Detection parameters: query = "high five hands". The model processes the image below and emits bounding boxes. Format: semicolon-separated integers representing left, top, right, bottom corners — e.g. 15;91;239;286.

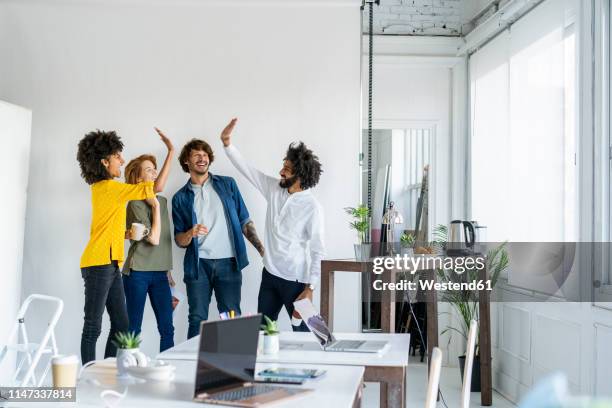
154;127;174;152
221;118;237;147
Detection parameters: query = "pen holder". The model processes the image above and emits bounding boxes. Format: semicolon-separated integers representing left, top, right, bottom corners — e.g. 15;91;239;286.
263;334;279;355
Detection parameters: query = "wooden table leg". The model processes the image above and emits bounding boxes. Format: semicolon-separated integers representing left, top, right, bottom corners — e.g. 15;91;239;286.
381;268;396;333
425;269;438;371
321;266;334;332
479;264;493;406
380;382;388;408
386;367;406;408
365;366;406;408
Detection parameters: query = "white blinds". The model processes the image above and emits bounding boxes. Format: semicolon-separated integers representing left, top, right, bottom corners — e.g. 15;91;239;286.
470;0;577;242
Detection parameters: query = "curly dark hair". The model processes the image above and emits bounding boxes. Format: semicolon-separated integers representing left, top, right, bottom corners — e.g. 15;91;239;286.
284;142;323;190
77;130;124;185
178;139;215;173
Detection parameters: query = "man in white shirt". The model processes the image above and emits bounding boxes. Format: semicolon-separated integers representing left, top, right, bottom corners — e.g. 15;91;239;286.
221;118;325;331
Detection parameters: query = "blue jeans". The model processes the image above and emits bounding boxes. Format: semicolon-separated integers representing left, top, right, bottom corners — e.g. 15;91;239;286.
123;271;175;352
185;258;242;339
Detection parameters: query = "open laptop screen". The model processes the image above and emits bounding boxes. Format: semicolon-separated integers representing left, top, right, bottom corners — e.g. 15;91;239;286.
194;315;261;395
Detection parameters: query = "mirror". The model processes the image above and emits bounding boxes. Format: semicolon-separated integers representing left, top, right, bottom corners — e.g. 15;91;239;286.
361;126;433;243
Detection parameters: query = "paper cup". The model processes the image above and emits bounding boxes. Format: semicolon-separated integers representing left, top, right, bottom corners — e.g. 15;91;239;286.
51;355;79;388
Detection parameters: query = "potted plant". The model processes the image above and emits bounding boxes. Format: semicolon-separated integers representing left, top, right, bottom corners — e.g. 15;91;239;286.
344;205;371;261
434;224;509;391
260;315;280;355
400;232;415;256
112;331;147;377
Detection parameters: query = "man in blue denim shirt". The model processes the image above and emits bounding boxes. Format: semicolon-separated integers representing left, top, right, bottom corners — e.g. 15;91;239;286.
172;139;264;338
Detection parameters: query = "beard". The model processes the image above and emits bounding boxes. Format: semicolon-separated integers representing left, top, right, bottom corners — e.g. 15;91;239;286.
279;175;298;189
190;163;209;175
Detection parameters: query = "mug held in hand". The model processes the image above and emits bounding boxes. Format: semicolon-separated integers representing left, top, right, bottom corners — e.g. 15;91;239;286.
131;222;150;241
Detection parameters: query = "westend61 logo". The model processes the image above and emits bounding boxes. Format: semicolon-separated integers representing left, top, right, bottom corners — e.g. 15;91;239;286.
371;254;491;292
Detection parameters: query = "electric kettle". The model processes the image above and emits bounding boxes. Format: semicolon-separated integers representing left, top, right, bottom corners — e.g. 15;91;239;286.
447;220;476;256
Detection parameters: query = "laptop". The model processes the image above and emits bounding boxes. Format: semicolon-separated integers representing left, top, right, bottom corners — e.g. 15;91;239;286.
293;299;388;353
193;315;311;407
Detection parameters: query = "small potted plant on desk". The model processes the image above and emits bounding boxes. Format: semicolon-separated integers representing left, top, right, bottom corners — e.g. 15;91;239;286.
261;316;280;355
344;205;370;261
400;232;415;256
112;331;147;377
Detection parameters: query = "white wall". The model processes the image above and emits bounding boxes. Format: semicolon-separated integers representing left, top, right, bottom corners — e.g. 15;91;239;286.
0;101;32;383
0;0;361;360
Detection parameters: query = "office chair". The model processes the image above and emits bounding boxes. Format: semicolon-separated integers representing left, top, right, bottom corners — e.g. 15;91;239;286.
461;320;478;408
425;347;442;408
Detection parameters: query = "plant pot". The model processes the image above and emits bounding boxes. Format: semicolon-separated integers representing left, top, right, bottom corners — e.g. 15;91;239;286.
263;334;279;355
354;243;371;261
458;355;481;392
257;331;264;355
116;348;147;377
401;247;414;257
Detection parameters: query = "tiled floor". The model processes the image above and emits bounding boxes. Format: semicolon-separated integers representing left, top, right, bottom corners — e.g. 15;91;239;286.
362;356;517;408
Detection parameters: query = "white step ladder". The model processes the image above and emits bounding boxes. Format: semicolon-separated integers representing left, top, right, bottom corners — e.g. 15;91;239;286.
0;294;64;386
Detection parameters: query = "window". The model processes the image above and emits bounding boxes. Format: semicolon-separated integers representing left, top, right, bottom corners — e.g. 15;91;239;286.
470;0;578;243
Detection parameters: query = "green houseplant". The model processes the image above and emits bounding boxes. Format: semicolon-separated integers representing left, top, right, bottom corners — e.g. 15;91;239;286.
112;331;142;350
400;232;415;256
261;315;280;355
344;205;371;261
434;224;509;391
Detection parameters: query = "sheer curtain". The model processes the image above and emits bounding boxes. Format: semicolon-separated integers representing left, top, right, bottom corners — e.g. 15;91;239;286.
470;0;577;243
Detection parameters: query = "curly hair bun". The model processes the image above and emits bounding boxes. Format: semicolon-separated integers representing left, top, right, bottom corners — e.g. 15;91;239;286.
285;141;323;190
77;130;124;185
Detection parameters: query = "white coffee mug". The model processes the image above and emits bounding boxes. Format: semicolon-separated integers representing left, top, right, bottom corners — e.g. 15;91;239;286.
51;354;79;387
131;223;150;241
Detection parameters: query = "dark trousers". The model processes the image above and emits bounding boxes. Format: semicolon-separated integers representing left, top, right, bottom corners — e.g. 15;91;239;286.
185;257;242;339
257;268;309;332
81;262;129;364
123;271;175;352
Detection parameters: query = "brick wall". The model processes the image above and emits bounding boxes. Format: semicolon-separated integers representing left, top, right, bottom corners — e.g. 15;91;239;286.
362;0;495;36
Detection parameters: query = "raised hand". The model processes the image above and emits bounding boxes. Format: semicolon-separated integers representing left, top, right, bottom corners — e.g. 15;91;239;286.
220;118;237;147
155;127;174;152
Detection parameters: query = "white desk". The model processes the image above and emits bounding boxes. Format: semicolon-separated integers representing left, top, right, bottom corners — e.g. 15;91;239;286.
16;360;363;407
159;332;410;408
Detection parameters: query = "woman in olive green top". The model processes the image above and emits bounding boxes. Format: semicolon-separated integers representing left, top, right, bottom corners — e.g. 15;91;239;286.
123;128;175;352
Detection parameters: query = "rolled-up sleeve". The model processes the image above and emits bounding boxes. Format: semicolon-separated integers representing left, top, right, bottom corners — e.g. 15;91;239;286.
231;178;251;228
126;201;151;232
172;194;188;247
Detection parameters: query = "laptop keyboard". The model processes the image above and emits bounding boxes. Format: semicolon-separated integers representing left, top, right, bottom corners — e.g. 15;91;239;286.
330;340;365;350
212;384;299;401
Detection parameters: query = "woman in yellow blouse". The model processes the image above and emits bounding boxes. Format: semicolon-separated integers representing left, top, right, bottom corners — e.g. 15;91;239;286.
77;130;157;364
